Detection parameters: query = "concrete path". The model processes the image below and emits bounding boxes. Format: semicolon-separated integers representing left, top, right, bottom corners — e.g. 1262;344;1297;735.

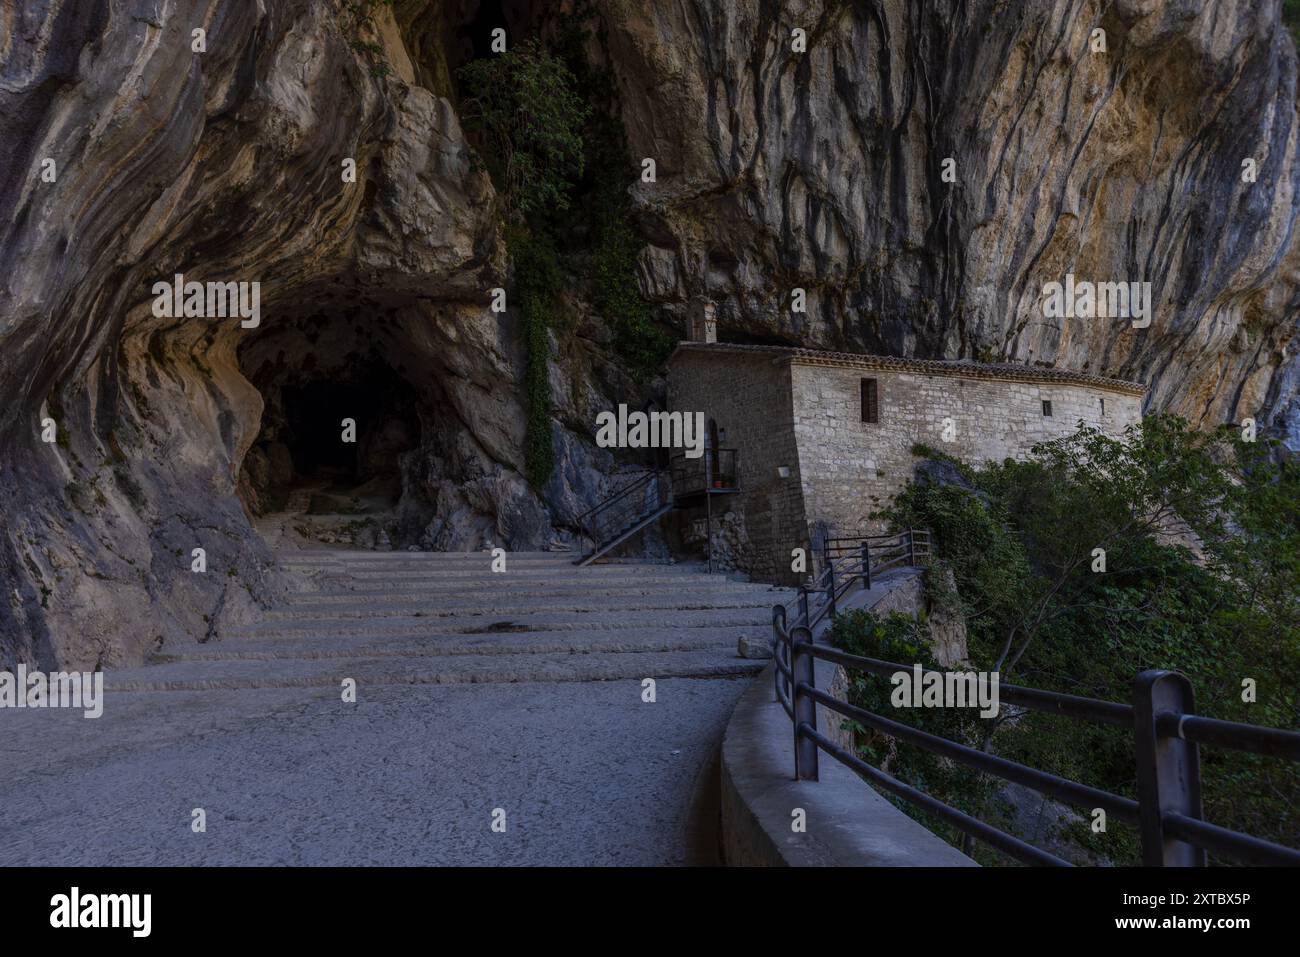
0;550;791;866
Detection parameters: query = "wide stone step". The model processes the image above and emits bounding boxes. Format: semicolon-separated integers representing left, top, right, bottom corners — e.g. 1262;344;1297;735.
277;560;743;578
228;607;775;638
280;582;784;604
282;584;781;597
275;551;585;565
105;647;764;691
278;565;689;580
155;626;750;662
262;596;780;620
306;568;734;584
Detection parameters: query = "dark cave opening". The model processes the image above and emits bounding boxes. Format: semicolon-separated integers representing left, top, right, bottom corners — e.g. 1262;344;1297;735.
281;380;359;479
230;300;554;553
443;0;553;76
464;1;509;61
236;315;424;525
278;370;419;494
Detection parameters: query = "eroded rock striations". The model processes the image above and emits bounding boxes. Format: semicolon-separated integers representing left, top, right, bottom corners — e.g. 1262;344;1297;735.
601;0;1300;434
0;0;593;669
2;0;1298;668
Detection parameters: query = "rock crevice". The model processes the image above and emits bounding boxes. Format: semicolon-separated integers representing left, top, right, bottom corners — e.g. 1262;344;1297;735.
3;0;1299;667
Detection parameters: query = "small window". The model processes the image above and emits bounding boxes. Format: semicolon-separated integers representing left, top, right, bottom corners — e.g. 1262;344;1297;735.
861;378;879;423
1042;399;1053;417
1099;397;1106;416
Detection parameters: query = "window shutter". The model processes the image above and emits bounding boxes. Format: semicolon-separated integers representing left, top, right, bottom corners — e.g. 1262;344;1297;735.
861;379;879;423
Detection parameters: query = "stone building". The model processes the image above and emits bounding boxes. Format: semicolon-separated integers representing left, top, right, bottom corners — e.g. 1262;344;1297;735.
667;342;1146;584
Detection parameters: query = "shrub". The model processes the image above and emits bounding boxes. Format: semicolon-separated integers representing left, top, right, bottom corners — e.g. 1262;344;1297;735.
876;417;1300;859
508;227;561;488
458;40;590;221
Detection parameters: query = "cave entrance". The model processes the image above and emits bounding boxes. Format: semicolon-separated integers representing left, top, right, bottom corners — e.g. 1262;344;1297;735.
278;369;418;504
465;1;509;61
443;1;554;80
237;313;425;547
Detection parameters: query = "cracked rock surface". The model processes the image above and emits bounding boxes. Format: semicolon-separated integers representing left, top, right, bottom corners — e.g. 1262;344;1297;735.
3;0;1299;667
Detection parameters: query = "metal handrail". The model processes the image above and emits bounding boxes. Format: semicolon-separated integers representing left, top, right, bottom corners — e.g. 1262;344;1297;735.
801;682;1142;827
810;644;1134;728
575;469;670;548
793;529;931;629
802;724;1070;866
575;469;660;529
771;553;1300;867
668;448;740;497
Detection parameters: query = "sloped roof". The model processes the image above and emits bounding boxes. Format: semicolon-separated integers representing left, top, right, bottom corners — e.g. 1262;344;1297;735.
670;342;1147;397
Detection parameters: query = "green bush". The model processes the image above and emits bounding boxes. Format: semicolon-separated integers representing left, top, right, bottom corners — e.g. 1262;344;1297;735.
872;416;1300;860
830;610;997;845
458;40;590;221
508;227;561;488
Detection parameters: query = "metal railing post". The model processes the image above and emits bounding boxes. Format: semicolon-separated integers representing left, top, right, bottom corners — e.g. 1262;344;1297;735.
771;605;786;703
798;587;809;626
860;541;870;588
826;563;837;619
791;625;819;781
1133;670;1205;866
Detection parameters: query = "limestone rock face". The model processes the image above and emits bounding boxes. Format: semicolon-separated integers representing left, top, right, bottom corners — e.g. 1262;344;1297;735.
0;1;558;668
595;0;1300;442
3;0;1300;668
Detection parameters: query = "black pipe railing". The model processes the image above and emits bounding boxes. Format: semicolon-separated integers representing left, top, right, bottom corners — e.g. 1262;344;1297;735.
669;448;739;497
795;529;930;626
771;542;1300;868
574;469;669;546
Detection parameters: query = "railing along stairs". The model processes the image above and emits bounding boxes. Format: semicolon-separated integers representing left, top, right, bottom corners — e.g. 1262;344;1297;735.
572;450;740;566
572;469;673;567
772;530;1300;866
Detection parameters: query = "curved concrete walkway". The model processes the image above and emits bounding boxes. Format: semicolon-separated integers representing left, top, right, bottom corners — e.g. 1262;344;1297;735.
0;551;790;866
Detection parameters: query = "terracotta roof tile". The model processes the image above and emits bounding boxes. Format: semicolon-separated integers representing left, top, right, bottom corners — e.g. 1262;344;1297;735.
670;342;1146;396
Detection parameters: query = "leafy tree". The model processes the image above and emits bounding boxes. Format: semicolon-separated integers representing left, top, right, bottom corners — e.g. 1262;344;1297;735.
888;416;1238;678
458;40;590;221
846;417;1300;860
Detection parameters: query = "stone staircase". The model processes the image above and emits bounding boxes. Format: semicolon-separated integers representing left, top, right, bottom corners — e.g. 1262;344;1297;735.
107;551;791;692
2;548;796;866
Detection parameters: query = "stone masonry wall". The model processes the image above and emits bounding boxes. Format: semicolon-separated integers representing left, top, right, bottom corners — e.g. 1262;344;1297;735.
790;361;1144;542
668;352;808;584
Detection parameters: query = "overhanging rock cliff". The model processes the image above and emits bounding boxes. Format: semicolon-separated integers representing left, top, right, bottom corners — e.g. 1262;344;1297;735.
2;0;1298;669
599;0;1300;435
